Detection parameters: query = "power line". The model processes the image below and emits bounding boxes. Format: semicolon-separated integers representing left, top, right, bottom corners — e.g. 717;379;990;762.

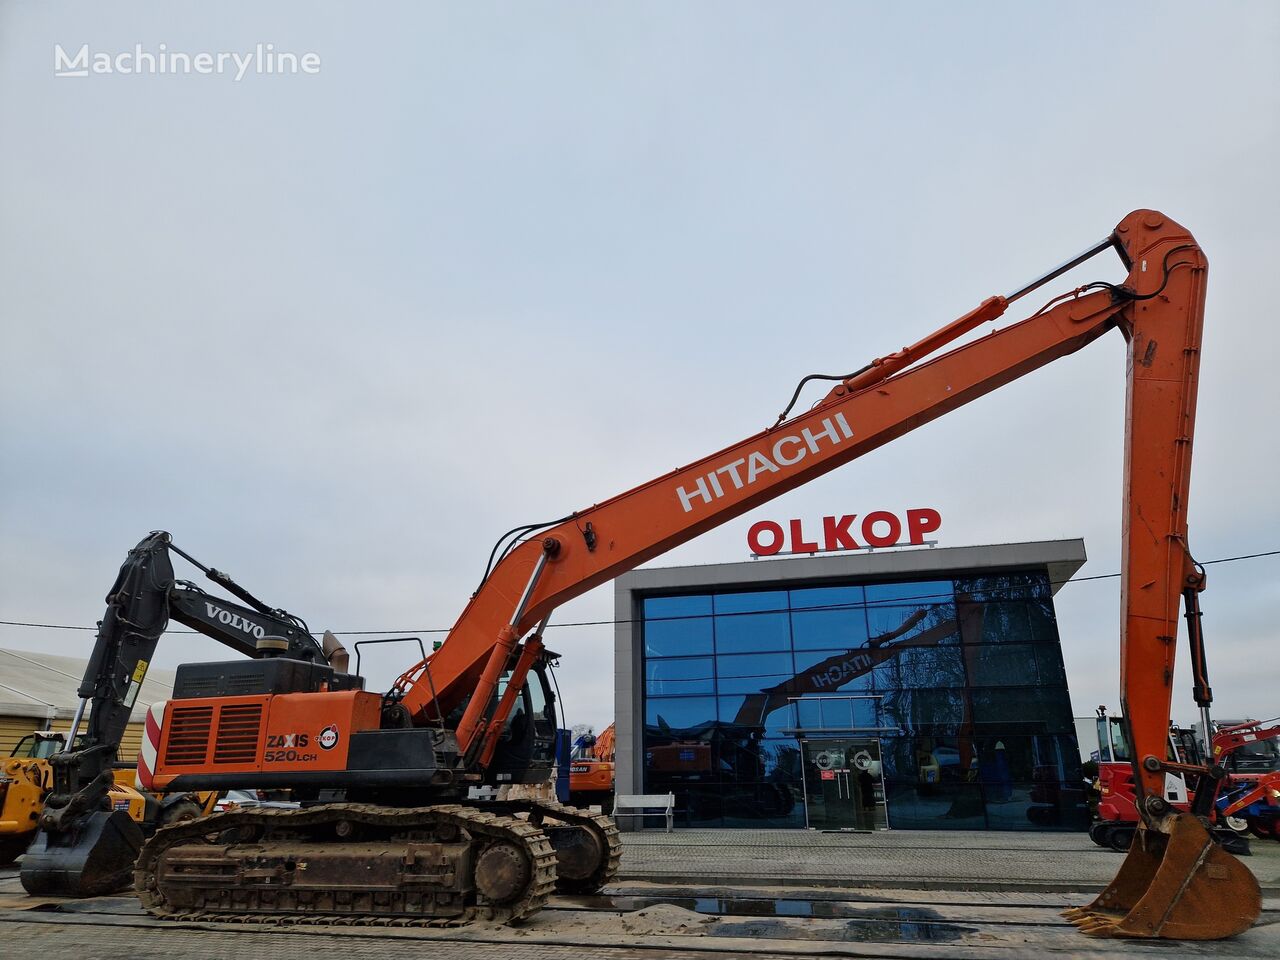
1;548;1276;638
0;620;98;631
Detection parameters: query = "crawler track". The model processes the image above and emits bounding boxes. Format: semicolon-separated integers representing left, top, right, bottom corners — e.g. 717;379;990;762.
135;803;558;926
499;800;622;894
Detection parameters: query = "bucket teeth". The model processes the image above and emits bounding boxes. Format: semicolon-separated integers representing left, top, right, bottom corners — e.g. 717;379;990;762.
1067;815;1261;941
1078;917;1121;937
1063;907;1123;934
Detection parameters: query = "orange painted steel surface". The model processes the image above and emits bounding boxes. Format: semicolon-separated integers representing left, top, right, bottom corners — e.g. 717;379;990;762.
569;723;615;796
569;762;613;794
149;690;380;788
402;210;1204;819
593;724;615;762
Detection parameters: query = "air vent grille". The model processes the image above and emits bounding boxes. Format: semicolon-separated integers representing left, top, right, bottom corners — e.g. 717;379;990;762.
226;672;267;695
213;703;264;764
163;706;214;766
178;677;219;696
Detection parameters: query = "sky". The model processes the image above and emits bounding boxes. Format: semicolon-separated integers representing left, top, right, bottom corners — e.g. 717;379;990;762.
1;1;1278;734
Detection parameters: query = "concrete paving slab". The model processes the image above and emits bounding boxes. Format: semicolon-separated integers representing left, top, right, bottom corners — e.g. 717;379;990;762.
0;894;1276;960
618;828;1280;893
2;834;1277;960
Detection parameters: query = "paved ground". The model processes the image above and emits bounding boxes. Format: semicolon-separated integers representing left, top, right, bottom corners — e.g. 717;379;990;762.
618;828;1280;892
1;830;1277;959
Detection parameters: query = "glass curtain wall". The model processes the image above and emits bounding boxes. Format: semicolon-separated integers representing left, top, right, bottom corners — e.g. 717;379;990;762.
640;571;1086;830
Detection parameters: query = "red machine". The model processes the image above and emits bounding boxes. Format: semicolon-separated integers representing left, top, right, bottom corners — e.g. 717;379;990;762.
1217;772;1280;838
1089;707;1211;851
1211;720;1280;839
22;210;1259;939
1090;711;1279;853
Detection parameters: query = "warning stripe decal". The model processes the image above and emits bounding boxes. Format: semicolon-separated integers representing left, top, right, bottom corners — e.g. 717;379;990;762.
138;699;166;790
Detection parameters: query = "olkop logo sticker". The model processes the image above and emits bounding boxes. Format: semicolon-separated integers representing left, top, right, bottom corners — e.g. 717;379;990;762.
318;724;340;750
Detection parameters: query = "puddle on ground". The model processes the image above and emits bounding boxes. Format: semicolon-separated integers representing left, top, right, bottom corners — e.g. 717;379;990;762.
708;916;965;943
32;896;143;915
561;896;971;942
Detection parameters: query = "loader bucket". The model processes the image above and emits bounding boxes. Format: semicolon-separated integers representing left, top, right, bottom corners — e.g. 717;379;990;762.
19;810;144;897
1063;813;1260;940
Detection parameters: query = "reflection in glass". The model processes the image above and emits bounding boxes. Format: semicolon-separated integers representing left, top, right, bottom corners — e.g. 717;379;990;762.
645;696;716;732
640;569;1082;831
793;696;879;731
970;687;1073;733
791;607;870;651
790;648;878;694
714;591;790;654
757;738;804;780
878;646;966;689
721;782;805;828
955;572;1051;602
717;675;793;697
716;651;793;679
971;601;1033;644
645;657;715;696
865;580;954;606
644;595;713;657
718;695;794;735
1028;599;1060;644
710;651;794;696
880;687;965;734
790;585;865;610
965;643;1067;687
866;601;959;647
739;782;801;819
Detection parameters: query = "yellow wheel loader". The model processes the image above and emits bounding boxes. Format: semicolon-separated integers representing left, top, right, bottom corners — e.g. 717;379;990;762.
0;731;215;865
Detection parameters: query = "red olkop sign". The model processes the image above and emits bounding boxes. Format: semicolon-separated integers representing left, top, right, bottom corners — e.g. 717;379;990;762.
747;508;941;556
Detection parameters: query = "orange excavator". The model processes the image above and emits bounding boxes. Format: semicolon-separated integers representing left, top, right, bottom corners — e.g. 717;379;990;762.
568;724;615;808
20;210;1259;938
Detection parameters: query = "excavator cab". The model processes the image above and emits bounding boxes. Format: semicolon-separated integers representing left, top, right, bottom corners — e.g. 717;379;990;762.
484;659;559;786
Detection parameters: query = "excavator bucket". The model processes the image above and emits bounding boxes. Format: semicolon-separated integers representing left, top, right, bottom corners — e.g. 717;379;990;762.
19;811;144;897
1064;814;1260;940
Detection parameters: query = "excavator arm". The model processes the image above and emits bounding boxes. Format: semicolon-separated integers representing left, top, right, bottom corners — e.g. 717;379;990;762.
20;531;339;896
406;212;1189;784
396;209;1258;937
46;532;328;824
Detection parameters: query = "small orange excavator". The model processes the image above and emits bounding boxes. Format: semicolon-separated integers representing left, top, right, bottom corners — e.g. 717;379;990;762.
21;210;1259;939
568;724;615;808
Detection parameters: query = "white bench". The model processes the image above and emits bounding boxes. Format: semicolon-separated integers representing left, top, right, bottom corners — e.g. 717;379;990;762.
612;792;675;832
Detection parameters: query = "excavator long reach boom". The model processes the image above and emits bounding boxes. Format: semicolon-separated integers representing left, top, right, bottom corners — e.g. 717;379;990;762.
396;209;1258;939
40;210;1254;939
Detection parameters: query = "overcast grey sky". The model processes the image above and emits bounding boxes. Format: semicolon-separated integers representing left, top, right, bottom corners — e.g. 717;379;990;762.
1;1;1277;732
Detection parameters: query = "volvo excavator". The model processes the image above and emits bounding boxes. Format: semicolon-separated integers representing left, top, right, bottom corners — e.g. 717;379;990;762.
17;540;349;895
19;210;1261;939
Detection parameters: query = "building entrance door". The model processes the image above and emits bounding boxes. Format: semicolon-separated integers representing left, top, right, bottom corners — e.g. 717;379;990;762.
801;739;885;830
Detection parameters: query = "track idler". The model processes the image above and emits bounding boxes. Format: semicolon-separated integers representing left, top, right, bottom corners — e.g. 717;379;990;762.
1064;813;1260;940
19;810;144;897
490;800;622;895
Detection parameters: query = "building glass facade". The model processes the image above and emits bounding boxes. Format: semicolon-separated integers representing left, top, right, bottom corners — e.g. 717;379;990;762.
639;570;1086;830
